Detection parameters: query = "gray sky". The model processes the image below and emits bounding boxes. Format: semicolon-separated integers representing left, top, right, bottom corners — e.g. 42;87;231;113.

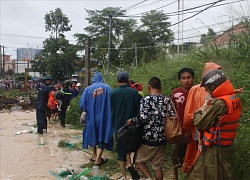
0;0;248;59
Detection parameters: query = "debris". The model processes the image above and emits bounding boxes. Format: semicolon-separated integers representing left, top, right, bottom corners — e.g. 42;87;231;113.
15;129;31;135
11;104;23;111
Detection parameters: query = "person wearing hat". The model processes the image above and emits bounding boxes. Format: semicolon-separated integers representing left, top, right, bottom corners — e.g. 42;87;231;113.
75;82;84;95
35;75;54;134
70;82;79;98
110;71;142;179
57;80;72;127
185;69;242;180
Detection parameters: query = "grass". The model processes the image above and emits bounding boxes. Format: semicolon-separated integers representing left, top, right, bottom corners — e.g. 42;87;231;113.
77;144;185;180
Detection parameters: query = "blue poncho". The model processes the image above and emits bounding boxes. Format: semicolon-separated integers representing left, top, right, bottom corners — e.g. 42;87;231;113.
79;72;113;150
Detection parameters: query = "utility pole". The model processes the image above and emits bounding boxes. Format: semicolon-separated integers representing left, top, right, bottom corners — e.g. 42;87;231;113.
84;38;90;88
3;46;5;79
181;0;184;54
107;14;113;75
177;0;180;55
0;45;2;79
16;49;19;74
135;42;138;66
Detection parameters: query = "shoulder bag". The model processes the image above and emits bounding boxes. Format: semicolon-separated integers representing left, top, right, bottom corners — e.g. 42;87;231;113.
165;99;183;144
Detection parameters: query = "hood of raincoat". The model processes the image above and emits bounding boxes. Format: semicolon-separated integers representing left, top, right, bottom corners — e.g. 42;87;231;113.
92;72;104;84
202;62;222;76
200;62;222;83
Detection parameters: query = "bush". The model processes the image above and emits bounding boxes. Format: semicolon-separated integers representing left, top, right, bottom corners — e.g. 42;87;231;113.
65;95;83;129
233;126;250;180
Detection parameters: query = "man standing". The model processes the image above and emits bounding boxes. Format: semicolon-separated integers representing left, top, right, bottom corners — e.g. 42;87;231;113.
57;80;72;127
110;71;141;179
127;77;176;180
171;68;194;180
185;69;242;179
79;72;113;166
182;62;222;173
35;75;54;134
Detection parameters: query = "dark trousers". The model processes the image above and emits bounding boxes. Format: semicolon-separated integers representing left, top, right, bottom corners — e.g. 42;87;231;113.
36;109;47;133
58;110;66;126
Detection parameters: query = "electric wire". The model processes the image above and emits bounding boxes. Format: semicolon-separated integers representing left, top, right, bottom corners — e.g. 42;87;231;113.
124;0;149;11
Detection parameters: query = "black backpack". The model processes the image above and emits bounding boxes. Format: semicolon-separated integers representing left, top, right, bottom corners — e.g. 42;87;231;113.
116;123;143;152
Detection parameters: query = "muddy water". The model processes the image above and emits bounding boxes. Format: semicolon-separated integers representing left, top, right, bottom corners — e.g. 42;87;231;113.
0;110;91;180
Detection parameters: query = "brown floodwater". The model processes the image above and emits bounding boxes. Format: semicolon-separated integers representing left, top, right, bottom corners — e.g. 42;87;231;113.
0;110;90;180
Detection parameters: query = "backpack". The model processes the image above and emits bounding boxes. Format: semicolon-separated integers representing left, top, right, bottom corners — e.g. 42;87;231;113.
116;123;143;152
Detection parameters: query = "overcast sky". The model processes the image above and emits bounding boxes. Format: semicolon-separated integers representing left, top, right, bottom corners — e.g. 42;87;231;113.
0;0;249;59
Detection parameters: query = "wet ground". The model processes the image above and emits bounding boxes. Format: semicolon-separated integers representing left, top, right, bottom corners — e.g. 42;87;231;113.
0;110;175;180
0;110;90;180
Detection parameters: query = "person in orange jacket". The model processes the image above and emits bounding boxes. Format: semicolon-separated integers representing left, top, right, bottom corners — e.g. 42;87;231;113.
182;62;244;174
185;69;242;180
182;62;222;173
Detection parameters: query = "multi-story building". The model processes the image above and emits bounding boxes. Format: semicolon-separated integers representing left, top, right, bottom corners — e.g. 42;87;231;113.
17;48;42;61
15;48;42;74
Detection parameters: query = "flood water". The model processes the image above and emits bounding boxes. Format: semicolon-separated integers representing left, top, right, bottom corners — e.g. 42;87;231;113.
0;110;90;180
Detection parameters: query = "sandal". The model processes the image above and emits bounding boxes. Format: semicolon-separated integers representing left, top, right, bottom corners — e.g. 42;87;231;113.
95;157;108;166
89;156;95;162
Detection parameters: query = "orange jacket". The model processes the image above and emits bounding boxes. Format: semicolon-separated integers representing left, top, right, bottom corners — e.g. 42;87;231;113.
203;81;242;146
182;62;222;173
47;91;58;110
183;62;222;132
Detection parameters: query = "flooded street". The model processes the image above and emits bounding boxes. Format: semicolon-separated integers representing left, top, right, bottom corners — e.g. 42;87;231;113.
0;110;90;180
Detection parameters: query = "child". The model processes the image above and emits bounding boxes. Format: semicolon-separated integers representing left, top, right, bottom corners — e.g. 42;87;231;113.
129;79;144;97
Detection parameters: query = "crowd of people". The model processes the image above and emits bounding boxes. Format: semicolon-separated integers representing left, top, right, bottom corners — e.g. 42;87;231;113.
35;61;243;180
35;76;83;133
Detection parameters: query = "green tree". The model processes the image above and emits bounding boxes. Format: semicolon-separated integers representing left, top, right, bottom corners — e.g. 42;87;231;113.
200;28;217;44
31;9;79;81
76;7;137;71
140;10;174;45
44;8;72;39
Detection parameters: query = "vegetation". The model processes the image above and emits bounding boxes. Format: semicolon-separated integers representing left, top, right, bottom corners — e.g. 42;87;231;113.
16;6;250;180
64;28;250;179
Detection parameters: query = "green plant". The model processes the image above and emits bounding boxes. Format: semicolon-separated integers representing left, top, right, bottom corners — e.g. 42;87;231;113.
65;95;83;129
232;127;250;180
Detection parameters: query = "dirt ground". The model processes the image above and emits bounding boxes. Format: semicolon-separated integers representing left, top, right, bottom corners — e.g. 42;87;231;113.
0;110;175;180
0;110;93;180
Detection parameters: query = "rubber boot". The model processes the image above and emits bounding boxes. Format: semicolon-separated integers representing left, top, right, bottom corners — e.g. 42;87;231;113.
37;125;43;134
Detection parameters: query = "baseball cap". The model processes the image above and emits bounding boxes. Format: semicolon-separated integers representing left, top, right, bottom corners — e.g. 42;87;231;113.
117;71;129;81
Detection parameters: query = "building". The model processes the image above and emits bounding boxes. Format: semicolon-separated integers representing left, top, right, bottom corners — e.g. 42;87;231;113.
17;48;42;61
0;54;15;79
210;21;250;46
15;48;42;74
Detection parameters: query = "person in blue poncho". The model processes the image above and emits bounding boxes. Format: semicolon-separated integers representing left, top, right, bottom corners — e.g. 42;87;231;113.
79;72;113;166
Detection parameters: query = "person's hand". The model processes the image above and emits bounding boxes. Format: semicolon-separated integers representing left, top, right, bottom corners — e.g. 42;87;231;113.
234;87;244;94
126;119;133;126
184;131;192;144
198;145;203;152
198;139;203;152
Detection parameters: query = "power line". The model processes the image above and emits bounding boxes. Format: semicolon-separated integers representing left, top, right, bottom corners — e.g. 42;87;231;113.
127;0;164;11
0;33;77;42
119;0;242;18
124;0;149;11
120;0;178;17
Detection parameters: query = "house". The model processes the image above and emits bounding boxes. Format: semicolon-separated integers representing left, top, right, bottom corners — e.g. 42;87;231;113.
0;54;15;78
210;21;250;46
